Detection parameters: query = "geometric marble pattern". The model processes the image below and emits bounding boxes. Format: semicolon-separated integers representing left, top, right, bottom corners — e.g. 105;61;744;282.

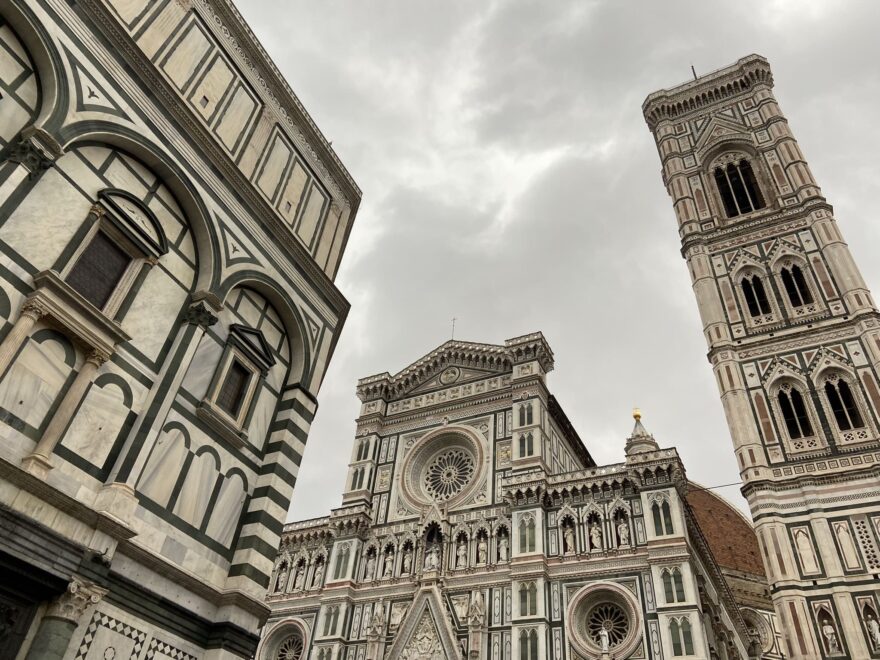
74;611;147;660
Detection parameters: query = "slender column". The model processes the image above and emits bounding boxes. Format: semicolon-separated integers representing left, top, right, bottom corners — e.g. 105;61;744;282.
21;349;108;478
0;300;47;379
24;577;107;660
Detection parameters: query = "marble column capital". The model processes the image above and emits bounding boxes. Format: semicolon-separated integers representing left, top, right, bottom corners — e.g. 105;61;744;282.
20;299;49;321
8;129;62;180
185;301;219;328
86;348;111;367
45;577;108;623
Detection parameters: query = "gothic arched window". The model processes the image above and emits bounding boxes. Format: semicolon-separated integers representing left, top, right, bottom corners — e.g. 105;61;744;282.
669;617;695;656
662;568;686;603
652;500;674;536
777;384;813;440
356;439;369;461
780;264;813;308
519;515;537;553
526;402;534;425
332;545;349;580
824;376;864;431
713;159;765;218
518;582;538;616
741;274;771;317
519;629;539;660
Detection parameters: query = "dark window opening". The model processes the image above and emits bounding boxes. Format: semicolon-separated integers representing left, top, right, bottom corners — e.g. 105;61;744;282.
741;275;771;317
778;387;813;439
825;379;864;431
66;231;132;309
216;359;251;417
714;159;766;218
781;265;813;307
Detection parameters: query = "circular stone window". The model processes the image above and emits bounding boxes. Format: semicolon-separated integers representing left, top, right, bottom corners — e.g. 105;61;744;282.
276;633;304;660
423;448;475;500
566;582;642;658
399;426;486;508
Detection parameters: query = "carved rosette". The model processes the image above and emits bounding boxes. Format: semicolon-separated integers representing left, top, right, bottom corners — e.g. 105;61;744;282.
46;577;108;623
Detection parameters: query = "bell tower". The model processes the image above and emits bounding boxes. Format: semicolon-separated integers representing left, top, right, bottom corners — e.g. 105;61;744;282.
644;55;880;659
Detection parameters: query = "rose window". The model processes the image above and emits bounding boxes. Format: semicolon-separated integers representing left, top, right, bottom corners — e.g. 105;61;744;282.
587;603;629;647
276;633;304;660
423;449;475;500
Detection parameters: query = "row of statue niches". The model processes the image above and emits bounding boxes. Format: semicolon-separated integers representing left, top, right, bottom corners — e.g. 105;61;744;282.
561;515;631;555
272;556;325;593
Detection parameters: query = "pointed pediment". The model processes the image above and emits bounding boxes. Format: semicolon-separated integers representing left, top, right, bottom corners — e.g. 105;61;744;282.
694;114;753;160
408;365;505;395
386;587;459;660
229;324;275;373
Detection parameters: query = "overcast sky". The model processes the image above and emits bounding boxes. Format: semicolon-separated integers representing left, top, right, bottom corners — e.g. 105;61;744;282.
235;0;880;521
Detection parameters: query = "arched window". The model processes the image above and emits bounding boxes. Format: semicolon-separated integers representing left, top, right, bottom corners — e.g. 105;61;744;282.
518;434;527;457
526;403;534;425
526;433;534;455
652;500;674;535
519;629;539;660
713;159;765;218
519;583;537;616
519;405;526;426
333;546;348;580
824;376;864;431
519;515;537;553
356;439;369;461
741;274;771;317
662;568;686;603
669;617;694;656
662;501;674;535
652;502;663;535
777;384;813;439
780;264;813;308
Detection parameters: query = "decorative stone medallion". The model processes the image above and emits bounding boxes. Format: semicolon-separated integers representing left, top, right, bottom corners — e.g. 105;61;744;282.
439;366;460;385
566;581;642;659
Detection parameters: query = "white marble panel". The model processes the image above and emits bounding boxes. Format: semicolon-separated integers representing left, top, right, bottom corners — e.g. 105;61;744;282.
138;426;188;506
180;332;223;400
104;155;150;199
147;195;187;247
60;379;130;467
246;385;275;450
0;334;71;429
173;449;218;527
205;471;246;546
124;268;189;362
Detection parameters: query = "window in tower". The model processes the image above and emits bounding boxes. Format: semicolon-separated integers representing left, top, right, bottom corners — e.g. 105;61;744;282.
713;159;766;218
777;384;813;440
741;274;772;317
662;567;686;604
651;499;675;536
824;376;864;431
780;264;814;308
519;514;537;553
669;617;695;656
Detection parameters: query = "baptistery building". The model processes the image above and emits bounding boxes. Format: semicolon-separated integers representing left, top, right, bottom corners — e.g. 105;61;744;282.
0;0;359;658
259;334;781;660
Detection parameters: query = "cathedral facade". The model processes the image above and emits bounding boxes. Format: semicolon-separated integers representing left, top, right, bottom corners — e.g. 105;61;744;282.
0;1;359;659
260;334;780;660
644;55;880;658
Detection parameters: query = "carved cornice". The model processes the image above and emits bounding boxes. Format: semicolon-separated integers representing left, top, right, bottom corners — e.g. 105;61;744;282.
643;54;773;128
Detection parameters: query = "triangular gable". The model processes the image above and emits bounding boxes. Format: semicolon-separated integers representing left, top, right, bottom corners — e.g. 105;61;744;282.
694;115;750;155
229;324;275;373
386;587;459;660
408;365;505;395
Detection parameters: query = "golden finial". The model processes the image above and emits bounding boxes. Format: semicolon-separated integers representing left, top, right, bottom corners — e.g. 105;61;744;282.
633;407;641;421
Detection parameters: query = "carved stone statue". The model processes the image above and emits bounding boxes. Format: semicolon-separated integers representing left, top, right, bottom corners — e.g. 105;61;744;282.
867;612;880;648
293;565;304;590
477;537;488;564
617;520;630;546
402;548;413;574
456;541;468;568
590;523;603;551
312;562;324;587
498;536;509;562
822;619;840;653
599;624;610;652
467;590;485;627
563;526;576;554
384;551;394;577
425;544;440;571
368;600;385;637
274;562;288;592
365;554;376;580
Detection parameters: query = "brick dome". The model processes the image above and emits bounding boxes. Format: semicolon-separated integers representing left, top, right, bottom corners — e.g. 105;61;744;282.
686;484;767;577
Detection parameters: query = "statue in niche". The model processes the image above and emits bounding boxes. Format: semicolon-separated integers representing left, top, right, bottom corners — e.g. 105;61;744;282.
867;611;880;648
599;624;610;652
384;551;394;577
456;541;468;568
590;523;603;551
402;547;413;574
498;535;509;562
563;525;576;555
617;519;630;546
365;553;376;580
822;619;840;654
274;562;288;592
293;565;304;590
312;561;324;587
477;537;488;564
467;590;485;627
425;544;440;571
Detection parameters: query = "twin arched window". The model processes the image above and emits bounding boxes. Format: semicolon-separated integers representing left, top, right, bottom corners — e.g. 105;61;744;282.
777;383;813;440
355;439;370;461
322;606;340;636
332;545;349;580
519;432;534;457
519;582;538;616
519;515;537;553
741;274;771;317
824;376;863;431
661;568;686;604
519;629;539;660
669;617;695;656
351;467;368;491
518;402;534;426
652;500;674;536
780;264;813;308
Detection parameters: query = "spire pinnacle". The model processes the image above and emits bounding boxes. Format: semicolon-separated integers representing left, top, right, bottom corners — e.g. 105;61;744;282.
625;407;660;456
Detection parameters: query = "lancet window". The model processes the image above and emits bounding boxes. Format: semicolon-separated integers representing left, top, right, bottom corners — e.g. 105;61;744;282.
713;158;765;218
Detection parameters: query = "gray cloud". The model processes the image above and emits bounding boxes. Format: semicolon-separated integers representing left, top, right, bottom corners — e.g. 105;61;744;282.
235;0;880;519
